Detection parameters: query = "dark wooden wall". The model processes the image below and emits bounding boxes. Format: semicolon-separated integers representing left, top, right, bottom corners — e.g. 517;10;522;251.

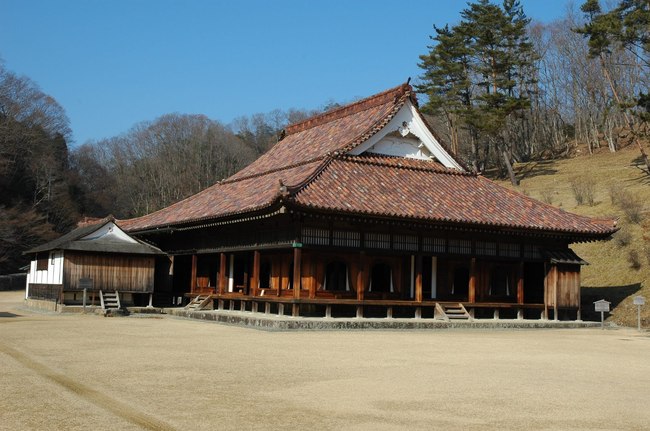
63;252;155;293
545;263;581;308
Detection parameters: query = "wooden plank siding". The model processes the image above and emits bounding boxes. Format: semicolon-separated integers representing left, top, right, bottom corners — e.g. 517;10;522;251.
544;264;580;308
63;252;154;292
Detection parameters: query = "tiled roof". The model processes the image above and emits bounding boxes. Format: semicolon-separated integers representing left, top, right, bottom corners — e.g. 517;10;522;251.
229;83;413;179
289;155;617;237
119;83;616;239
119;160;322;232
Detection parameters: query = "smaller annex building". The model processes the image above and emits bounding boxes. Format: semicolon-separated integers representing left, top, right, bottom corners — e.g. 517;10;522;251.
24;217;163;309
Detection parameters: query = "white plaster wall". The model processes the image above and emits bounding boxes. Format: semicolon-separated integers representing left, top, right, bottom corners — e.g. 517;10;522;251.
366;136;430;160
27;251;64;285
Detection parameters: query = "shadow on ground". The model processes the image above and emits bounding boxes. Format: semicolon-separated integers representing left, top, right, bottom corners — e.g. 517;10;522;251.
581;283;642;321
516;160;559;181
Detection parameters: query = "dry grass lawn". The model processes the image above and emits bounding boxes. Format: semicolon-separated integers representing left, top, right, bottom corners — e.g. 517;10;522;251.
493;145;650;327
1;291;650;431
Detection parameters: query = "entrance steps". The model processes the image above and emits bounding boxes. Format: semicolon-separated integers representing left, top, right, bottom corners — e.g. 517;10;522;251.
435;303;472;321
185;294;212;311
99;290;121;312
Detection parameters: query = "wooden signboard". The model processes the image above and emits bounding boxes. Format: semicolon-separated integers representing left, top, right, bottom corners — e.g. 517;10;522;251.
594;299;610;312
79;278;94;290
594;299;610;329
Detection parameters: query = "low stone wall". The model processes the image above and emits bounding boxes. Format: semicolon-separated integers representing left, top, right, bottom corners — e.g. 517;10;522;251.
25;298;59;312
0;273;26;291
165;308;604;331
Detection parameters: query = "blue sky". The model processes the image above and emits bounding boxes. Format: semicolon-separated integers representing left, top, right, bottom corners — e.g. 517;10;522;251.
1;0;574;146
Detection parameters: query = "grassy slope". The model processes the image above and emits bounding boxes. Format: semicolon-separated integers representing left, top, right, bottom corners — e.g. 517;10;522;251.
493;146;649;327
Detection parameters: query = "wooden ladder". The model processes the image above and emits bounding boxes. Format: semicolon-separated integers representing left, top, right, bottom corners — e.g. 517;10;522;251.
435;303;472;321
184;295;212;311
99;290;121;311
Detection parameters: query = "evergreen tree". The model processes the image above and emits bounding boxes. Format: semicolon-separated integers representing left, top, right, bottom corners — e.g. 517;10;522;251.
418;0;538;182
417;24;473;156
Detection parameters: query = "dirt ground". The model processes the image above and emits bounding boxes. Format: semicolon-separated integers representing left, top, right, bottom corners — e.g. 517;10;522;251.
1;291;649;431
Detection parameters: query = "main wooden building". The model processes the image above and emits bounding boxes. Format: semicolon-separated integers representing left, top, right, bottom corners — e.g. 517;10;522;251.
113;84;616;321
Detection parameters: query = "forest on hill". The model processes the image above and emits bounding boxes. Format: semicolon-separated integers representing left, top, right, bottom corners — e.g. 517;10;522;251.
1;0;648;275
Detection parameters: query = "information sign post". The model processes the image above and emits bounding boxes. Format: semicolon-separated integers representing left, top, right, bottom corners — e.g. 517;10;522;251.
633;296;645;331
593;300;611;330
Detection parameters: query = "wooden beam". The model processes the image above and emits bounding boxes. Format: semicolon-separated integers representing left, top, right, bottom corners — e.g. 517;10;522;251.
356;252;367;301
468;258;476;303
251;251;260;297
415;255;423;303
218;253;227;295
293;247;302;299
190;254;198;294
517;261;524;305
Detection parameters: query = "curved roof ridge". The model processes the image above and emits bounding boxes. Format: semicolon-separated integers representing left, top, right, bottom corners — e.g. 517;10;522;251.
221;156;327;184
284;83;413;136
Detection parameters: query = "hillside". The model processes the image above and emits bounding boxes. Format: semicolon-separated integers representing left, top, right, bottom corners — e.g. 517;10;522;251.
494;146;650;327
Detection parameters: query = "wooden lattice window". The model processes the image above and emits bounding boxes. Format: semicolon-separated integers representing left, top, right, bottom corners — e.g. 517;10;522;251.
476;241;497;256
333;230;360;248
393;234;418;251
523;244;541;259
365;232;390;249
499;243;520;258
302;227;330;246
422;237;446;253
449;239;472;255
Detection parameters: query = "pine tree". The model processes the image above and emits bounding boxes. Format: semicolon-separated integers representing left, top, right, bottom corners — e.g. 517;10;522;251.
417;24;473;156
418;0;538;183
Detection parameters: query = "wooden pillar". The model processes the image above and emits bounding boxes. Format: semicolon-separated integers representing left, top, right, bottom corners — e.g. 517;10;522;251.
356;252;366;301
415;255;423;303
553;266;559;321
517;261;524;305
468;258;476;303
293;247;302;299
190;254;198;294
543;263;548;319
251;251;260;297
218;253;227;295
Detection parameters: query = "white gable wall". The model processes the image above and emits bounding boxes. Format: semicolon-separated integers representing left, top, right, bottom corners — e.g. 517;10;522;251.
348;100;464;171
81;221;138;243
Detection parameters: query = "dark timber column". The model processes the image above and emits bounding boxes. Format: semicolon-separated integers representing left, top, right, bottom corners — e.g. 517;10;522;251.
356;252;367;302
468;258;476;303
517;261;525;319
218;253;227;295
251;251;260;297
356;252;367;318
415;255;423;302
190;254;198;294
292;247;302;316
517;262;525;304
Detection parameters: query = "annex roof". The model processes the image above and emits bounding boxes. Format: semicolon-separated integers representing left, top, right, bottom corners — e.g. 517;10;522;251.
26;218;163;255
118;83;617;240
